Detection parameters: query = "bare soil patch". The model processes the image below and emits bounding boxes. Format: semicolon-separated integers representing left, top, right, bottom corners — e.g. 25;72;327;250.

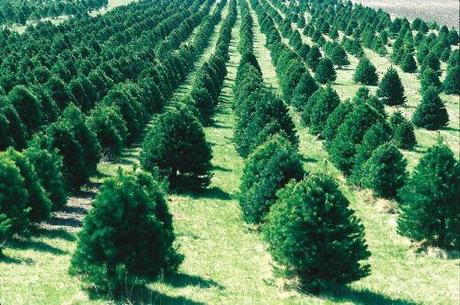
353;0;459;29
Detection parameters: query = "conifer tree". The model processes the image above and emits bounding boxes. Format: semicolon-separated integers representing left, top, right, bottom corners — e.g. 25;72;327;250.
400;53;417;73
389;112;417;150
308;86;340;135
322;100;353;144
443;65;460;95
413;86;449;130
239;135;304;224
3;148;52;222
353;57;378;85
263;174;371;293
351;121;392;183
361;143;407;198
398;140;459;249
377;67;406;106
141;104;212;190
307;45;322;70
420;67;441;93
330;44;349;68
291;72;319;109
315;58;336;84
70;170;183;294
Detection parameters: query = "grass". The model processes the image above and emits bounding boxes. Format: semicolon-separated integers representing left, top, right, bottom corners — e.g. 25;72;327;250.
0;1;459;305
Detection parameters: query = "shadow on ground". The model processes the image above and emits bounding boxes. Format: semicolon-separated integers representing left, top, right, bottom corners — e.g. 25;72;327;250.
323;286;418;305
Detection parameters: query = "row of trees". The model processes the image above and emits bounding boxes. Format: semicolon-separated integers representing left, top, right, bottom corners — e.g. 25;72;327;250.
230;0;372;293
0;0;217;255
283;0;459;249
0;0;108;25
69;0;236;295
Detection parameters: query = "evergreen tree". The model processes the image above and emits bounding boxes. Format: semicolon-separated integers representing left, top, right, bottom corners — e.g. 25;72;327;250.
308;86;340;135
263;174;370;293
3;148;52;222
443;65;460;95
88;105;128;157
421;52;441;75
351;121;392;183
190;86;214;124
353;57;378;85
314;58;336;84
25;143;67;209
235;88;298;158
0;154;29;234
70;170;182;294
291;72;319;109
400;53;417;73
361;143;407;198
239;135;305;224
389;112;417;150
8;85;43;132
398;140;459;249
307;45;322;70
62;105;102;175
413;86;449;130
0;102;28;150
330;44;349;68
377;67;406;106
328;102;382;174
420;67;441;93
141;104;212;190
322;100;353;144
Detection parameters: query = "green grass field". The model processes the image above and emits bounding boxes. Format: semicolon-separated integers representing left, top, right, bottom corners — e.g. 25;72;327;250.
0;1;459;304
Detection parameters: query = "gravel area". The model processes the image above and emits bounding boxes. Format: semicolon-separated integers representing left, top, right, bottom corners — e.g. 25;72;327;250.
353;0;459;29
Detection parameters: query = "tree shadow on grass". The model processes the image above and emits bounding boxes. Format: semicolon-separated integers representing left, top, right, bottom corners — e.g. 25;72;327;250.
162;273;224;290
7;237;67;255
323;286;418;305
187;186;233;201
300;155;318;164
0;253;34;265
32;227;76;242
212;165;231;172
89;285;206;305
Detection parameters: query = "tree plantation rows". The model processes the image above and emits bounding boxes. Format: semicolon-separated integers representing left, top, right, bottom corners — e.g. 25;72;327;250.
0;0;459;303
0;0;109;25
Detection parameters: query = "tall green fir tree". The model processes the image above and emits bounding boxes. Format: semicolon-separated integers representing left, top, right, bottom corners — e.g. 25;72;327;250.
263;174;371;293
353;57;378;86
398;140;459;249
412;86;449;130
377;67;406;106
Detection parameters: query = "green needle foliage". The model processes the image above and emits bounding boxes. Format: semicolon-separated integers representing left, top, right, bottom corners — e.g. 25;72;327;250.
141;104;212;190
361;143;408;198
314;58;336;84
70;170;182;295
291;72;319;109
239;135;305;224
398;140;459;249
377;67;406;106
389;112;417;150
413;86;449;130
263;174;371;293
443;65;460;95
353;57;378;85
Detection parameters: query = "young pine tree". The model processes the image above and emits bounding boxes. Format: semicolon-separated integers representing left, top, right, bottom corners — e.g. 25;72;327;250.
140;104;212;190
361;143;407;198
307;45;322;71
412;86;449;130
353;57;378;86
291;72;319;109
330;44;349;68
315;58;336;84
308;85;341;135
389;112;417;150
263;174;371;293
443;65;460;95
420;67;442;94
398;140;459;249
377;67;406;106
400;53;417;73
239;135;305;224
4;148;52;222
70;170;183;294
